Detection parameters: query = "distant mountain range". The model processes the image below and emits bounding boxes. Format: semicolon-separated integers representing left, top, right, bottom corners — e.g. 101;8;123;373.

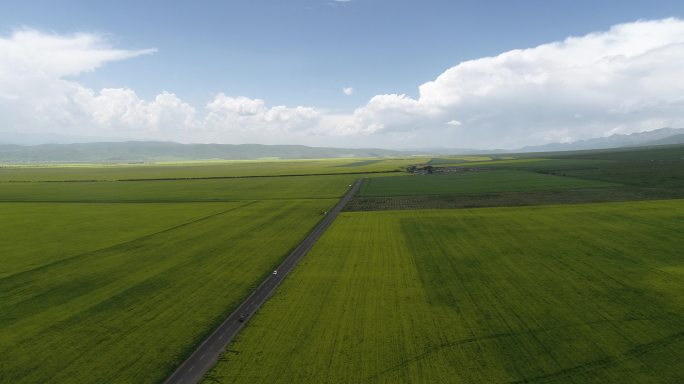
517;127;684;152
1;127;683;163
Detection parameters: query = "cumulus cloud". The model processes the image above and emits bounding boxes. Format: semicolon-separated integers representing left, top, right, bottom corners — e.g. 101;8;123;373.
75;88;197;133
342;87;354;96
205;94;321;135
0;29;320;143
340;18;684;148
3;19;684;148
0;29;161;137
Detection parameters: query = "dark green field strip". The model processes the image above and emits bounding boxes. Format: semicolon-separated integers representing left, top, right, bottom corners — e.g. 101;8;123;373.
0;174;359;202
471;146;684;190
345;187;684;211
0;198;337;384
0;197;342;204
358;170;616;197
0;169;400;183
204;200;684;383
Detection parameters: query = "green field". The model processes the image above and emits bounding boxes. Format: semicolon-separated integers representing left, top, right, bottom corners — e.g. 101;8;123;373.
358;170;614;197
0;174;359;202
0;199;342;383
0;160;366;383
454;146;684;190
3;148;684;384
0;157;418;182
204;200;684;383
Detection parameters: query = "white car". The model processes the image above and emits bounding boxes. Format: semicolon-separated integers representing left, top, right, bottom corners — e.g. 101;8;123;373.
273;270;278;275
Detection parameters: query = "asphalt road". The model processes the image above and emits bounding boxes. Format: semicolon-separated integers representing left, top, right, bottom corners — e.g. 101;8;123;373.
163;178;363;384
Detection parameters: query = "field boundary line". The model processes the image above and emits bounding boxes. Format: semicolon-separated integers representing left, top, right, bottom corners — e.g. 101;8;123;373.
0;170;399;183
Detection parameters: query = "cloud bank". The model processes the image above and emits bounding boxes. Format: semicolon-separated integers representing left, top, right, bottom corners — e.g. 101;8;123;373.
2;19;684;148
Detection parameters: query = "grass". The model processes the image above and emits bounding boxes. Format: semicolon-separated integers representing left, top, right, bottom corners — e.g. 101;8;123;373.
0;174;359;202
358;170;614;197
463;145;684;190
0;161;366;383
0;202;239;278
0;199;339;383
4;147;683;383
203;200;684;383
351;146;684;210
0;157;419;182
345;187;684;211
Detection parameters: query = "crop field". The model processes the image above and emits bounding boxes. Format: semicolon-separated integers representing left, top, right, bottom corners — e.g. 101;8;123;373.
349;146;684;210
0;202;241;278
0;157;419;182
0;160;363;383
0;174;360;202
454;146;684;189
358;169;614;197
0;199;341;383
3;147;683;384
204;200;684;383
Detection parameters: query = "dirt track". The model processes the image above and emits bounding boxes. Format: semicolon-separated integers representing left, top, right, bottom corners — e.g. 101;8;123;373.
163;179;362;384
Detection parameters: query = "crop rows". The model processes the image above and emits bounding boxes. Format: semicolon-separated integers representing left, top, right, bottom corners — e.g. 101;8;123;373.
205;200;684;383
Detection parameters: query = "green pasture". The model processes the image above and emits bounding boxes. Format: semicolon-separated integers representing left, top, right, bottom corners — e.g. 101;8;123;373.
0;199;338;383
0;174;358;202
205;200;684;383
358;169;614;197
0;157;418;182
0;202;238;278
453;145;684;190
0;164;363;383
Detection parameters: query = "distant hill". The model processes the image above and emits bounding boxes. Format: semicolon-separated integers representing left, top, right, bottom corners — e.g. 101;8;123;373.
639;133;684;147
0;141;421;163
518;127;684;152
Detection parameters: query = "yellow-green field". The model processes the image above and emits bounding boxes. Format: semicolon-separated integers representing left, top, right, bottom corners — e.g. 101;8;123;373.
0;160;363;383
3;148;684;384
0;157;419;181
204;200;684;383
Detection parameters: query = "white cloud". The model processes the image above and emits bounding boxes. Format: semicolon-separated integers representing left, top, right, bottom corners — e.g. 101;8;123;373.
199;94;323;144
0;29;154;79
339;18;684;148
75;88;197;133
0;29;161;138
205;93;321;135
4;20;684;148
342;87;354;96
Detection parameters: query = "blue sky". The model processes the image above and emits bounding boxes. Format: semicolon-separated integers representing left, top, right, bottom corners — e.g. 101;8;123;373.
2;1;684;148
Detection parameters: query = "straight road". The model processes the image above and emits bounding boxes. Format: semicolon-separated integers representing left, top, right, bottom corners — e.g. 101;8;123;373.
163;179;363;384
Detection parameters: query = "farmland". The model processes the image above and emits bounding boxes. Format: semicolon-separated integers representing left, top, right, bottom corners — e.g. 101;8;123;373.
2;146;684;384
204;200;684;383
357;169;614;197
0;157;419;182
349;145;684;210
0;174;360;202
0;161;361;383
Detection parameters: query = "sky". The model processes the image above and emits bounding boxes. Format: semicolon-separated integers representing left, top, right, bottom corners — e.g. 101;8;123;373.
2;0;684;149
